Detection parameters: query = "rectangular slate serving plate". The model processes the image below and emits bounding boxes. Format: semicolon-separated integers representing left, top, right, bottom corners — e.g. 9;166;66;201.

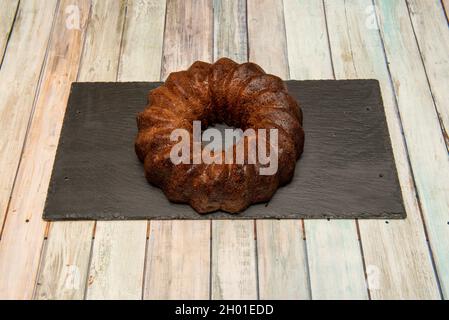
43;80;406;220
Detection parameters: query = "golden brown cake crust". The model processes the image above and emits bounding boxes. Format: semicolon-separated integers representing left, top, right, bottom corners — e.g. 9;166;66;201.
135;58;304;214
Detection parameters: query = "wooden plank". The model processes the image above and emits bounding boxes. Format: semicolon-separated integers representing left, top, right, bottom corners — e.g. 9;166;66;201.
285;0;366;300
325;0;439;300
86;221;147;299
407;0;449;148
247;0;309;299
35;0;127;300
143;0;212;300
35;222;93;300
213;0;247;63
373;0;449;298
0;0;58;231
443;0;449;20
212;221;257;300
283;0;367;300
0;0;19;61
144;221;210;299
211;0;257;300
86;0;166;300
0;0;88;299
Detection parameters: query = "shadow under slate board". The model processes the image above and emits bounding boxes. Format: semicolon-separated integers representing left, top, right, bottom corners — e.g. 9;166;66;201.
43;80;405;220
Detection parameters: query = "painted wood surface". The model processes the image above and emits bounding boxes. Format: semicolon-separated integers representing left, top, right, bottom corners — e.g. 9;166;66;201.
0;0;86;300
144;221;210;299
247;0;309;299
283;0;367;300
211;0;258;300
143;0;212;300
407;0;449;148
35;0;127;300
86;0;166;300
324;0;440;300
375;0;449;298
0;0;19;62
0;0;58;230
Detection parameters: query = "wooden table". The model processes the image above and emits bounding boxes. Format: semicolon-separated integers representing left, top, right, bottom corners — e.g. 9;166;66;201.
0;0;448;300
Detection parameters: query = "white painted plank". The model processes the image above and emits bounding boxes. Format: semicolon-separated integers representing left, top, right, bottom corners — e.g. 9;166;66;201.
284;0;368;300
210;0;258;300
213;0;247;63
35;0;127;300
86;0;166;300
0;0;78;300
407;0;449;148
144;221;211;299
374;0;449;298
143;0;212;300
0;0;19;61
0;0;58;231
212;221;257;299
35;222;93;300
247;0;310;300
86;221;147;300
325;0;440;300
257;220;309;299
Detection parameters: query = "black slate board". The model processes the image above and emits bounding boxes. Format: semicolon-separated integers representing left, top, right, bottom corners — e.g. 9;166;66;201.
43;80;406;220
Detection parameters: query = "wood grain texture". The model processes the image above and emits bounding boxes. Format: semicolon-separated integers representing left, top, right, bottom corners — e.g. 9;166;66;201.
86;221;147;299
213;0;247;63
375;0;449;297
144;221;210;299
247;0;308;299
247;0;289;76
0;0;86;300
161;0;213;79
86;0;166;300
407;0;449;148
283;0;367;300
143;0;212;300
211;221;257;299
0;0;19;62
211;0;257;300
35;0;127;300
325;0;440;300
0;0;58;232
35;222;93;299
257;220;309;299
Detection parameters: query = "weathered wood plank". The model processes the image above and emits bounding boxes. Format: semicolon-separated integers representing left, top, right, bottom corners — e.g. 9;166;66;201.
211;0;257;300
160;0;213;80
35;0;127;300
0;0;19;62
0;0;58;232
247;0;309;299
257;220;309;299
86;221;147;299
374;0;449;297
35;222;93;299
86;0;166;300
0;0;83;300
443;0;449;20
325;0;440;300
407;0;449;148
213;0;247;63
144;221;211;299
143;0;212;300
212;221;257;299
283;0;367;300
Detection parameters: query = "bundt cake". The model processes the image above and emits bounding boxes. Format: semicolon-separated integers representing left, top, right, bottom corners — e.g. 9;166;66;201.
135;58;304;214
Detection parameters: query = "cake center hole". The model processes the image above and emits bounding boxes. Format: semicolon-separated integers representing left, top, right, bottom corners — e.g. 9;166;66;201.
201;123;243;152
